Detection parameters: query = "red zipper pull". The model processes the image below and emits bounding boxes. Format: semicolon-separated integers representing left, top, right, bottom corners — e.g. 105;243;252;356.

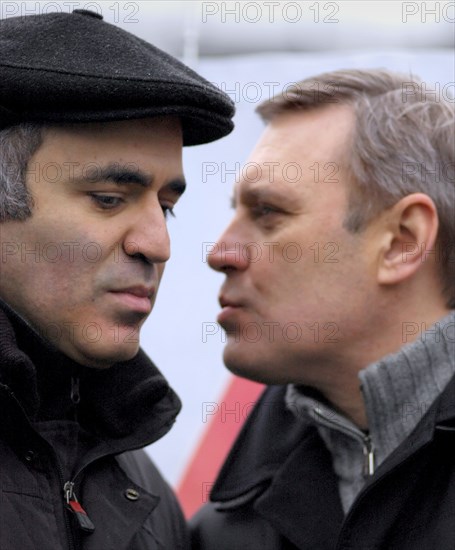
64;481;95;534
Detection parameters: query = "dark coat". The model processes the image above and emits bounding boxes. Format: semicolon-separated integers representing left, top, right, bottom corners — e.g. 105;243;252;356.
191;382;455;549
0;304;190;550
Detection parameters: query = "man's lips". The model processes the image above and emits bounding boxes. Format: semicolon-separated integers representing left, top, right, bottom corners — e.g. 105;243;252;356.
113;286;155;298
217;296;244;324
108;286;155;313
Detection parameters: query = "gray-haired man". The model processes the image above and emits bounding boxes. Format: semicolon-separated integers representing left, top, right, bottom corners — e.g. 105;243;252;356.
192;69;454;549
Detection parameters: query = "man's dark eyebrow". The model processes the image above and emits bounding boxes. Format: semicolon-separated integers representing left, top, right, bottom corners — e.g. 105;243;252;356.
70;163;152;187
70;163;186;195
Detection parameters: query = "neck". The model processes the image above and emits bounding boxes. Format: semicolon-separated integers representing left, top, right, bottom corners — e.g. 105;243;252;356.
317;305;452;429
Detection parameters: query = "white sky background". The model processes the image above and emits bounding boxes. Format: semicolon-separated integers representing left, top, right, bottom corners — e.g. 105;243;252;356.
4;1;454;485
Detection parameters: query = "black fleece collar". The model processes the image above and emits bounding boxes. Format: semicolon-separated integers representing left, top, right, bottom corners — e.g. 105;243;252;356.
0;300;181;449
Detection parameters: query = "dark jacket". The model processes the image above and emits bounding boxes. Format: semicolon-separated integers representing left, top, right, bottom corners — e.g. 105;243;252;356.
0;303;190;550
191;382;455;549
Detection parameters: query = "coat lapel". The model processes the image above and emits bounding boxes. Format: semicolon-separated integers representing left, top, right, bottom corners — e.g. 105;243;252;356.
255;429;343;550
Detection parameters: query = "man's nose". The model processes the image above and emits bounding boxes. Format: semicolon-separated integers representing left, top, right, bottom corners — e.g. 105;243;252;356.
206;222;249;273
123;201;170;264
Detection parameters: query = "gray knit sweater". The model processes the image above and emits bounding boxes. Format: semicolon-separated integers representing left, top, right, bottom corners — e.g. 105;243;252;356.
286;311;455;513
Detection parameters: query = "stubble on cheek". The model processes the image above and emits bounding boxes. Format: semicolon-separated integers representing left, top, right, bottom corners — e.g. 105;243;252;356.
16;225;107;316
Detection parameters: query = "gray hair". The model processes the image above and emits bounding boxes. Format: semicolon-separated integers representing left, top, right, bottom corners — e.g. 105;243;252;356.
256;69;455;308
0;123;44;221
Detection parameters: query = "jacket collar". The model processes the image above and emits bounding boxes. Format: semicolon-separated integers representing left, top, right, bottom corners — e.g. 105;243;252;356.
210;385;308;503
0;300;181;454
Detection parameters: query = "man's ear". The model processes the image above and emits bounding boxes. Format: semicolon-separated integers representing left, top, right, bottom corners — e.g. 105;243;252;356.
377;193;439;285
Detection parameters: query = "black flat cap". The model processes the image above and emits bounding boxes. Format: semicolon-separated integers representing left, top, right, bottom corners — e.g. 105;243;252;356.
0;10;235;145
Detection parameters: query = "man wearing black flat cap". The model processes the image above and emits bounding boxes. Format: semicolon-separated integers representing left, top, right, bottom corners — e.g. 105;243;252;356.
0;9;234;550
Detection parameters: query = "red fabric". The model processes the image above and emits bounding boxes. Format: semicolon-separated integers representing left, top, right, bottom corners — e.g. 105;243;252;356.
177;376;264;518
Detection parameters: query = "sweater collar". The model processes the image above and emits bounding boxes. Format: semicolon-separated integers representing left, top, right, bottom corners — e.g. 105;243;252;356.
286;311;455;469
0;299;181;448
359;310;455;465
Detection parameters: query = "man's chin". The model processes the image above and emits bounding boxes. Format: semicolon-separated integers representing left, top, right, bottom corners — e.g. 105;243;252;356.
67;342;141;369
223;345;272;384
223;341;303;385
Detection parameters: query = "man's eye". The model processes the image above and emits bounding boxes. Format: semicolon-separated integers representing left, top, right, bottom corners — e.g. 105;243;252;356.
252;204;278;217
89;194;123;209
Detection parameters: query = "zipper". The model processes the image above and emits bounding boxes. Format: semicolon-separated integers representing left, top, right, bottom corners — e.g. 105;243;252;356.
55;449;77;550
64;481;96;533
55;376;96;549
64;377;95;534
313;405;375;476
70;377;81;406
